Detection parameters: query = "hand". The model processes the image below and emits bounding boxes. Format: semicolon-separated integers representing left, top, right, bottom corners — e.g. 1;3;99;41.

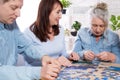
83;50;95;61
41;63;61;80
42;55;60;66
96;51;116;62
69;52;80;61
57;56;72;67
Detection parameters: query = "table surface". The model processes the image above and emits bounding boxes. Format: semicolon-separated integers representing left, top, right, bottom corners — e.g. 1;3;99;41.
57;61;120;80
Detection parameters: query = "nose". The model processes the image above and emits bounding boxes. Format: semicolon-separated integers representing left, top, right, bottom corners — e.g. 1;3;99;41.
59;12;62;19
96;27;101;32
15;9;21;17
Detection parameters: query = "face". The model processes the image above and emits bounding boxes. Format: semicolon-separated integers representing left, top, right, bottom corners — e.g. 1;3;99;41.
91;17;106;37
0;0;23;24
49;3;62;26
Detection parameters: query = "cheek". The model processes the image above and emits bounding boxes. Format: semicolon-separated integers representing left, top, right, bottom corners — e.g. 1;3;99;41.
91;27;96;32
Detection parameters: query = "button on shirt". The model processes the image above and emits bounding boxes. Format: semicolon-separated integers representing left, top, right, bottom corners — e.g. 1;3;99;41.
0;22;44;80
73;27;120;63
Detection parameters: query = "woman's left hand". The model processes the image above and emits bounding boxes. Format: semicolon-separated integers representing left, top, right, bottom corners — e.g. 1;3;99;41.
69;52;80;61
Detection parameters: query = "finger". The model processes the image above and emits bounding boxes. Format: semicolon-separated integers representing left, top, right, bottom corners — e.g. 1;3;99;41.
69;55;73;60
52;66;61;73
45;75;56;80
75;54;80;60
61;60;72;66
52;59;61;67
69;54;75;60
50;71;58;77
86;54;94;60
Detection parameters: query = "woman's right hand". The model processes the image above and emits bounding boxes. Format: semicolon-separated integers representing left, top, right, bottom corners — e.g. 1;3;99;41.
57;56;72;67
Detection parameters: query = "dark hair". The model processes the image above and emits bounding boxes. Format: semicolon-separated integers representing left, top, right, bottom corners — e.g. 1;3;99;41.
30;0;63;42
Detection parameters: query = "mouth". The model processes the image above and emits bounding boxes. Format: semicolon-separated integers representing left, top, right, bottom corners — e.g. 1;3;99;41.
11;17;16;21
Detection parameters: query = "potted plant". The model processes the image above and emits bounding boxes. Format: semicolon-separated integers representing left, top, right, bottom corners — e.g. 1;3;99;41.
110;15;120;31
71;21;81;36
60;0;72;14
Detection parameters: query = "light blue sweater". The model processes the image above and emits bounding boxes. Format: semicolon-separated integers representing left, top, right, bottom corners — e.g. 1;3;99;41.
24;26;69;66
0;22;44;80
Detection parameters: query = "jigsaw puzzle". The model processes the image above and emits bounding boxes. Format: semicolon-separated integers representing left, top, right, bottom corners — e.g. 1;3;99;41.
57;61;120;80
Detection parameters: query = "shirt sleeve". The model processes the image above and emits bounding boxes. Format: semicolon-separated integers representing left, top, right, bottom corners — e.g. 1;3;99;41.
0;65;41;80
111;33;120;64
72;29;86;59
14;22;45;60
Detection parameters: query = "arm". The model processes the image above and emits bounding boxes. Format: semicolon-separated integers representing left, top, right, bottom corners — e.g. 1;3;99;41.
72;30;86;59
110;34;120;63
0;61;61;80
14;22;45;60
96;33;120;63
0;66;41;80
72;28;94;60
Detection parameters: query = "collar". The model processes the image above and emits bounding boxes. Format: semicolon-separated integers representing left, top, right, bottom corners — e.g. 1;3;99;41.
0;22;5;30
89;29;106;39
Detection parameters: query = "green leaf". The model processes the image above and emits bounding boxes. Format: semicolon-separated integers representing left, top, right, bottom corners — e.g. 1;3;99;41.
60;0;72;8
112;20;118;25
110;15;116;22
72;21;81;31
110;15;120;31
111;25;116;31
117;16;120;20
117;22;120;28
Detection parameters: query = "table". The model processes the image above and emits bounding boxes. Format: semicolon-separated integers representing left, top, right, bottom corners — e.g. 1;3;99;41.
57;61;120;80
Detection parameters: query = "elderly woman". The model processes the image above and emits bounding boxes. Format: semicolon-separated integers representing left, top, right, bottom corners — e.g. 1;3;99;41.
70;2;120;64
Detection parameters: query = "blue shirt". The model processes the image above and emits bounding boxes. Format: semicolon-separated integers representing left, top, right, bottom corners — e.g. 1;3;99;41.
73;27;120;63
24;26;69;66
0;22;45;80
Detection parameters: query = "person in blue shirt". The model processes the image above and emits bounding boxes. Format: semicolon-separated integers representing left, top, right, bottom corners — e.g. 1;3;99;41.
0;0;61;80
70;2;120;63
23;0;74;66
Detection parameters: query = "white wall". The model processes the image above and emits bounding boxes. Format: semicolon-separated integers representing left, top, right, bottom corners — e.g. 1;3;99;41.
17;0;120;31
63;0;120;29
17;0;41;32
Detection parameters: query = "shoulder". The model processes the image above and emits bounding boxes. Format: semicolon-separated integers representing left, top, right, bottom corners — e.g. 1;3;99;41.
78;27;90;35
24;27;32;34
24;26;37;41
59;25;64;32
105;29;119;40
106;29;118;37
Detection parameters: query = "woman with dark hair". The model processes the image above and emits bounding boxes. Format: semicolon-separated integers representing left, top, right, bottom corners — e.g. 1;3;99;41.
24;0;73;66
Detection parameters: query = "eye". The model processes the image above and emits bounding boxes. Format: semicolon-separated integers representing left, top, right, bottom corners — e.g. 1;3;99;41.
57;9;62;14
92;24;98;27
100;25;105;28
10;6;17;10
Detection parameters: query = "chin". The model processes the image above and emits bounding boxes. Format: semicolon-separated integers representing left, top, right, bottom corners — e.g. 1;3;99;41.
8;21;14;24
54;23;58;25
7;19;15;24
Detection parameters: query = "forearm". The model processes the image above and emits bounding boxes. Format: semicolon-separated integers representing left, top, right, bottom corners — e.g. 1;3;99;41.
25;45;45;60
0;66;41;80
